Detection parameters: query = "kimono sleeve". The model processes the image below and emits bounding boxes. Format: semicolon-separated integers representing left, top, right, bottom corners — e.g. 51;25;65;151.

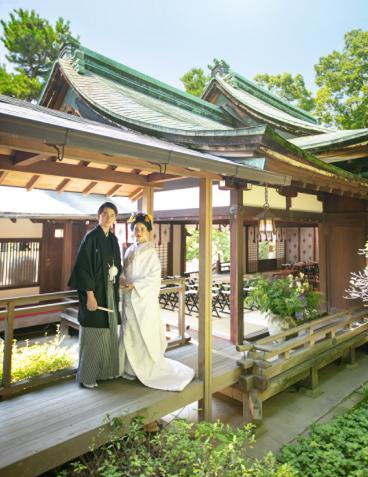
133;250;161;299
68;235;96;291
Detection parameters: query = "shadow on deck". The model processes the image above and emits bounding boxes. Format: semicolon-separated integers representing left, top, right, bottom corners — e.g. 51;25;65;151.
0;341;241;477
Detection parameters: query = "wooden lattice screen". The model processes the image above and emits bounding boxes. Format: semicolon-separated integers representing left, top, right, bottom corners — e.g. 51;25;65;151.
0;239;41;289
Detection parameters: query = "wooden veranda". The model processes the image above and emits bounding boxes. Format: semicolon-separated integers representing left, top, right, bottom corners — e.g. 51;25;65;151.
0;97;288;421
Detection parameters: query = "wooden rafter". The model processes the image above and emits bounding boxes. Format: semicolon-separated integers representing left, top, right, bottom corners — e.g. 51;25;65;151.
0;171;8;185
129;187;144;201
56;178;71;194
26;175;41;191
106;184;124;197
83;181;98;195
13;151;52;166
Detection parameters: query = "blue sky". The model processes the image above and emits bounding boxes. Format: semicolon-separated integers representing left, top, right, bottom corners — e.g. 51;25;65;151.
0;0;367;92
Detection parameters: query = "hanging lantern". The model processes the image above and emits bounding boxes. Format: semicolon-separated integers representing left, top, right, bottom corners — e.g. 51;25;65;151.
256;186;276;241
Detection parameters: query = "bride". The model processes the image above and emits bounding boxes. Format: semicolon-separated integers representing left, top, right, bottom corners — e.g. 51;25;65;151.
120;212;195;391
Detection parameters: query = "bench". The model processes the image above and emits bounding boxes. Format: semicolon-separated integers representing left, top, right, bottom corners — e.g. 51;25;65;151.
60;307;80;336
235;306;368;423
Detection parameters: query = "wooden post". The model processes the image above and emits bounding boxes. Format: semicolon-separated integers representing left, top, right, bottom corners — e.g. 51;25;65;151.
142;186;154;240
198;178;213;421
2;302;15;387
61;222;73;291
230;188;245;345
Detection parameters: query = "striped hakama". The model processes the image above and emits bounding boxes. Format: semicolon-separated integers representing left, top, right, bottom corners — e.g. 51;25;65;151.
77;282;120;385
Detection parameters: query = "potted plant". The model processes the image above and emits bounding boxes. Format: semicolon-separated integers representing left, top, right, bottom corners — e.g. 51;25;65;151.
245;274;321;335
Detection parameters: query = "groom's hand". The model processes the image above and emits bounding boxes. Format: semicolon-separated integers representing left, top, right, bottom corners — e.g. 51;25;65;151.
86;291;98;311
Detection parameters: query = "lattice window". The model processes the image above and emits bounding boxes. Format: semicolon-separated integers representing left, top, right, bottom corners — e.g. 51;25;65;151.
0;239;41;289
247;227;258;273
155;242;169;278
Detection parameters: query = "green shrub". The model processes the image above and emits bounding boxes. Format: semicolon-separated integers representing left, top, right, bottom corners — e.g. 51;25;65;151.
278;398;368;476
57;416;296;477
0;330;77;383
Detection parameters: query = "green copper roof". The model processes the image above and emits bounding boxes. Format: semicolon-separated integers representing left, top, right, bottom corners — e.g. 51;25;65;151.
290;129;368;151
54;46;233;134
208;72;331;135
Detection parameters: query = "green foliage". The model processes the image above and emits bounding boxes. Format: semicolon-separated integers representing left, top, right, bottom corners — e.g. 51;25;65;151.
314;29;368;129
1;9;74;80
253;72;315;112
0;8;76;100
0;64;42;100
186;227;230;263
0;330;77;383
245;274;321;325
180;67;209;97
58;416;296;476
278;398;368;476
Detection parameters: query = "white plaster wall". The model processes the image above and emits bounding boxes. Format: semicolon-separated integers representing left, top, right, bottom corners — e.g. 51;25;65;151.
291;193;323;212
0;219;42;238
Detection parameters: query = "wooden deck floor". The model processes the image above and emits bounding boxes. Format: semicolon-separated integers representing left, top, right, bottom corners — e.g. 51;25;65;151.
0;339;242;477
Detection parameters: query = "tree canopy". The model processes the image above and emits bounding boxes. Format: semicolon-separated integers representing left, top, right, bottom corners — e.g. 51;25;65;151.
180;67;209;97
0;9;75;100
253;72;315;112
180;28;368;129
314;29;368;129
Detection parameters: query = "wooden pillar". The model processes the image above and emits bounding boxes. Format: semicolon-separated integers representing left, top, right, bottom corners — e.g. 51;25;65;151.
61;222;73;291
198;178;213;421
142;186;154;240
322;195;367;312
230;188;245;345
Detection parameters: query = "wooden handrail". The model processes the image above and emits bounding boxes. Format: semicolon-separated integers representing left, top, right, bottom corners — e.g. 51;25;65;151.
1;277;188;395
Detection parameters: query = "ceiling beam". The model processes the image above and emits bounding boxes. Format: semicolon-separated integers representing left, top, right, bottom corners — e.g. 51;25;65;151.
146;172;181;183
0;156;155;187
83;181;98;195
26;174;41;191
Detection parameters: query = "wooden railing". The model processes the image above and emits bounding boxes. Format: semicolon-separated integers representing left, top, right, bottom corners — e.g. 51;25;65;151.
236;306;368;422
0;278;188;398
0;291;78;398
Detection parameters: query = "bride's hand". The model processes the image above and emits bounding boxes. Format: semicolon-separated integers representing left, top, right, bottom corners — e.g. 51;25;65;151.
123;283;134;290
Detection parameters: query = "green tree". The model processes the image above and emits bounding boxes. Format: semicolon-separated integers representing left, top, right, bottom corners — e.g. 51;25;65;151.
0;65;42;100
180;67;209;97
0;9;75;100
314;28;368;129
253;72;315;112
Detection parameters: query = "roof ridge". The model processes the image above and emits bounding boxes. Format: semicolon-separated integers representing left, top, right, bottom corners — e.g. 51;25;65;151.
61;45;232;126
231;72;318;125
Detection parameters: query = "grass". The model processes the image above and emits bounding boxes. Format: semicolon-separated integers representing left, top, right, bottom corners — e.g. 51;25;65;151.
0;328;77;383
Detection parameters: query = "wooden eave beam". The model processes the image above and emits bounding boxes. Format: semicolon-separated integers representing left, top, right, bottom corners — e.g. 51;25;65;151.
26;174;41;191
0;156;154;187
0;134;220;180
146;172;181;183
259;147;368;198
83;181;98;195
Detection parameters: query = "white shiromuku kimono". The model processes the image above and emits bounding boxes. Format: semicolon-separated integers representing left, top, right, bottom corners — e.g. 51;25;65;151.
120;241;195;391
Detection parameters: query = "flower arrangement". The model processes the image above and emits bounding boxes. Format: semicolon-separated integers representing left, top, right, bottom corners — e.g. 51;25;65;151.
345;241;368;304
245;273;321;326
